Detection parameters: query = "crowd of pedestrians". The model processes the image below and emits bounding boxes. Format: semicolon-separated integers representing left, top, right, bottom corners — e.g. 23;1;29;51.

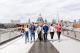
17;22;62;44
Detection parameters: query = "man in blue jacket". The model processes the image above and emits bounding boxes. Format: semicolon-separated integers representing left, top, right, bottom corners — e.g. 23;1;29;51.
30;22;36;43
43;23;49;41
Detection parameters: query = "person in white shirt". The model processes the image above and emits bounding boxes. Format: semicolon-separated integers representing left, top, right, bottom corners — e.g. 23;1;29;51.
49;24;55;40
37;25;43;41
17;26;21;37
24;25;29;44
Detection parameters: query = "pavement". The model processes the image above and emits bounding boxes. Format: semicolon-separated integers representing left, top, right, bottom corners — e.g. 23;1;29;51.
0;32;80;53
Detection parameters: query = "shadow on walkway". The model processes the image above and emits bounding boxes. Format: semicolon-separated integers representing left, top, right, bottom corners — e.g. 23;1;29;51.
28;40;59;53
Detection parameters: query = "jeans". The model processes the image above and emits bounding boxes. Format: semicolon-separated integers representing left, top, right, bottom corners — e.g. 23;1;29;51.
50;32;54;39
30;32;35;42
57;32;61;40
24;32;28;43
43;32;48;41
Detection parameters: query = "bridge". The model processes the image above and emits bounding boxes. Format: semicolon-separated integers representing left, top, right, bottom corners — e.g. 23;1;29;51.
0;28;80;53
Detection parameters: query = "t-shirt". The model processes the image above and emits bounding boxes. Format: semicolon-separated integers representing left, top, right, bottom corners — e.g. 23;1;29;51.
37;26;42;33
25;28;29;32
50;26;55;32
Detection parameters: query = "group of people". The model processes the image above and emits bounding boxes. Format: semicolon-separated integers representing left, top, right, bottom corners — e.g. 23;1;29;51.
17;22;36;43
49;23;62;41
17;22;62;44
37;23;62;42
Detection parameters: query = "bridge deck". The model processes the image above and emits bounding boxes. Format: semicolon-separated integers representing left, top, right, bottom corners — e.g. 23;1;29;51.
28;40;59;53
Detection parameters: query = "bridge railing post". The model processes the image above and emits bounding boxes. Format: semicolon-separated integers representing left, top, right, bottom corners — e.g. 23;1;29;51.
0;34;1;43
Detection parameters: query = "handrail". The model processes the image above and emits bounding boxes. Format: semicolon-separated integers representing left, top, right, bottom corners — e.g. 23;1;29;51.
62;27;80;32
0;28;18;44
62;27;80;40
0;28;17;35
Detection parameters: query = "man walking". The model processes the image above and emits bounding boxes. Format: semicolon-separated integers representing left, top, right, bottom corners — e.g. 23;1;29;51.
43;23;49;41
30;22;36;43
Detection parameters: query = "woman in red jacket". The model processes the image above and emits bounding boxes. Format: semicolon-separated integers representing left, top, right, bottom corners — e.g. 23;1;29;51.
56;23;62;41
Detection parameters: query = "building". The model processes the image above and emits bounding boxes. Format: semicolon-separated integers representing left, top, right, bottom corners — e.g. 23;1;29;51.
74;20;77;23
78;19;80;23
36;14;44;26
28;18;31;24
63;20;73;27
11;20;20;24
44;19;47;23
73;19;80;28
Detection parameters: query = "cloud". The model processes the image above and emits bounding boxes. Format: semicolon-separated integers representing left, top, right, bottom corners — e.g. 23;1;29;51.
0;0;80;23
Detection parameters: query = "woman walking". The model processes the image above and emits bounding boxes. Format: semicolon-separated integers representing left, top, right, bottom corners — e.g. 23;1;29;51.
21;25;25;37
24;25;29;44
56;23;62;41
49;24;55;40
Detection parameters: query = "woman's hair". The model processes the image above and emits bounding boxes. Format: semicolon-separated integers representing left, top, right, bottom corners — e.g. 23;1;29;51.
51;24;53;26
27;25;28;28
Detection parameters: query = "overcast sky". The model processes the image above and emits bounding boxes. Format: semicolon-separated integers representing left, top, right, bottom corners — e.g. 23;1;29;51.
0;0;80;23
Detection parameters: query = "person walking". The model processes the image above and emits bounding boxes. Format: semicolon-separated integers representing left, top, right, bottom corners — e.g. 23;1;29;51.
16;25;21;37
24;25;29;44
43;23;49;41
20;25;25;37
30;22;36;43
17;28;21;37
56;23;62;41
49;24;55;40
37;25;43;42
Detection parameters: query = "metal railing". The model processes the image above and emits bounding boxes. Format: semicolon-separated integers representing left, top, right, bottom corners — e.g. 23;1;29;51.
62;27;80;41
0;28;18;44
